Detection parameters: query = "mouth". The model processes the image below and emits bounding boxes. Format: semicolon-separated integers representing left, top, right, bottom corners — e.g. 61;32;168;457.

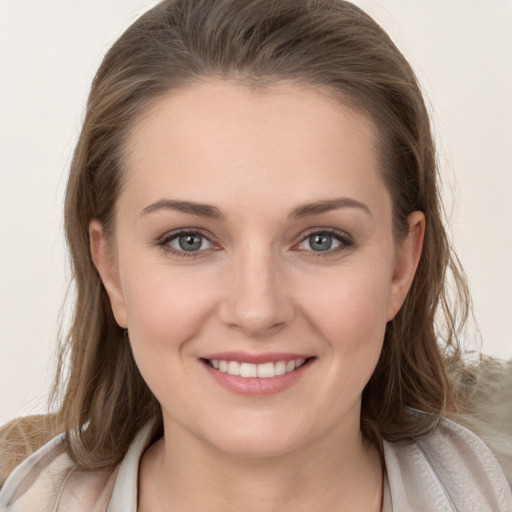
199;352;316;395
202;357;313;378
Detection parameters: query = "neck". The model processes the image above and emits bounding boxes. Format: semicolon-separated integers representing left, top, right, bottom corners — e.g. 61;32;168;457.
138;417;383;512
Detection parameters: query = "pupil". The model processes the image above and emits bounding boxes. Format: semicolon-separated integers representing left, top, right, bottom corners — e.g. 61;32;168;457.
310;234;332;251
179;233;202;251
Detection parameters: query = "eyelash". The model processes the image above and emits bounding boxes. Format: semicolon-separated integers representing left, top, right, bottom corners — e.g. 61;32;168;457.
156;228;354;258
156;229;218;258
296;228;354;257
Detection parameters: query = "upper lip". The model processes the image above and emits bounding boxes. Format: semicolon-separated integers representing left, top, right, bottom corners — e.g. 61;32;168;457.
201;351;313;364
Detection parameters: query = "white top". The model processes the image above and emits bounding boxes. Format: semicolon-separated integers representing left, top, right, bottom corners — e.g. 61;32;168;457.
0;418;511;511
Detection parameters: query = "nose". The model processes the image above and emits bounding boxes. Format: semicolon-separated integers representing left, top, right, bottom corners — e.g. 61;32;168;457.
218;242;295;338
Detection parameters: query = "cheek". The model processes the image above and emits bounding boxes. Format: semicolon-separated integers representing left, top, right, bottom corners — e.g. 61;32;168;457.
296;262;392;396
120;264;217;362
300;265;391;346
120;265;222;423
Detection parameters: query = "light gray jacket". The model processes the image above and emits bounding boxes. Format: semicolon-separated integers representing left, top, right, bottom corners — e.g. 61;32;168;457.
0;418;511;511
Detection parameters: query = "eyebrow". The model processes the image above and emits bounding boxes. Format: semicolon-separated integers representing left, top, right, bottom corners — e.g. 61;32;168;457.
288;197;372;219
140;199;226;219
140;197;371;220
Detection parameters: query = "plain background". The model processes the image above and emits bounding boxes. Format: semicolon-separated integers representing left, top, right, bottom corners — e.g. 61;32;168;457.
0;0;511;425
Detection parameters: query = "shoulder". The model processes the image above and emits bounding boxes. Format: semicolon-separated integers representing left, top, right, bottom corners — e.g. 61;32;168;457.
449;356;512;485
383;417;512;511
0;414;61;486
0;428;117;512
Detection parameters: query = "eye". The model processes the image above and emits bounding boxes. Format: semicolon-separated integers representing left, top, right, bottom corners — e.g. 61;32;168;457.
159;230;216;257
296;230;353;255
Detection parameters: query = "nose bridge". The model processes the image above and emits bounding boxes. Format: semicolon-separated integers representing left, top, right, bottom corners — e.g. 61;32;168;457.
220;238;293;336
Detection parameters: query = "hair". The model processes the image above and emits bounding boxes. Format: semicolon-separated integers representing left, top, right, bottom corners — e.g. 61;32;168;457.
1;0;474;476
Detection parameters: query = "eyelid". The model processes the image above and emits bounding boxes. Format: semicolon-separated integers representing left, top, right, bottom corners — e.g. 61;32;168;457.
293;228;354;256
157;228;221;257
155;227;354;258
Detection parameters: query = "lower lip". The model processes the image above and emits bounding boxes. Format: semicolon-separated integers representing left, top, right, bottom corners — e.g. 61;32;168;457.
201;359;314;396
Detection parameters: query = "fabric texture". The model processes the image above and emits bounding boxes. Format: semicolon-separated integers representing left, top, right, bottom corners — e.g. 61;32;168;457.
0;418;511;512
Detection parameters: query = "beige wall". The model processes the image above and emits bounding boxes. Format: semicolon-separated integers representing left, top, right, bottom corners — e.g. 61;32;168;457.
1;0;510;424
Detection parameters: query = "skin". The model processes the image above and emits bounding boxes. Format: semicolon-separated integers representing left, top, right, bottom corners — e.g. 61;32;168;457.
90;81;424;512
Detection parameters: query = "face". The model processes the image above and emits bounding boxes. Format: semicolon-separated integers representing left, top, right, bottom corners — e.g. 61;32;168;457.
91;81;423;458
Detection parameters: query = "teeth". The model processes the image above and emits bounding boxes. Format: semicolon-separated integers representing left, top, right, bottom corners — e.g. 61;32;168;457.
241;362;258;377
227;361;240;375
209;358;307;378
257;362;274;378
274;361;287;375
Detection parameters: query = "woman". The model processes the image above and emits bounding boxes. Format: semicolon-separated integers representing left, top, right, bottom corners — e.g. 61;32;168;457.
0;1;510;510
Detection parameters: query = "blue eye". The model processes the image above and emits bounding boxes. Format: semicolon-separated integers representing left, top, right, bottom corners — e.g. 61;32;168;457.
158;229;351;258
305;233;335;251
161;231;214;255
297;230;352;255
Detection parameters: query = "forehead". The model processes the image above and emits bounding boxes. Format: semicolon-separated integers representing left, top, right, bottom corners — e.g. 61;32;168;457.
120;80;389;219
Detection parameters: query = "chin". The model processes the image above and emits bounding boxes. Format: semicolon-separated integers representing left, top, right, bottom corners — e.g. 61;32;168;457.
196;415;313;460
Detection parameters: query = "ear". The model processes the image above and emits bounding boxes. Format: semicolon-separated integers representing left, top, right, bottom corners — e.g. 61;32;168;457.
89;219;128;328
386;211;425;321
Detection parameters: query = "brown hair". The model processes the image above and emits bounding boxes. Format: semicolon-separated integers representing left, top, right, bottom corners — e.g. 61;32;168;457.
2;0;470;473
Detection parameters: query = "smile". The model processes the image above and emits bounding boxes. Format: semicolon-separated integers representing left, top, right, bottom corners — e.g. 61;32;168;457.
207;358;307;378
201;352;315;396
